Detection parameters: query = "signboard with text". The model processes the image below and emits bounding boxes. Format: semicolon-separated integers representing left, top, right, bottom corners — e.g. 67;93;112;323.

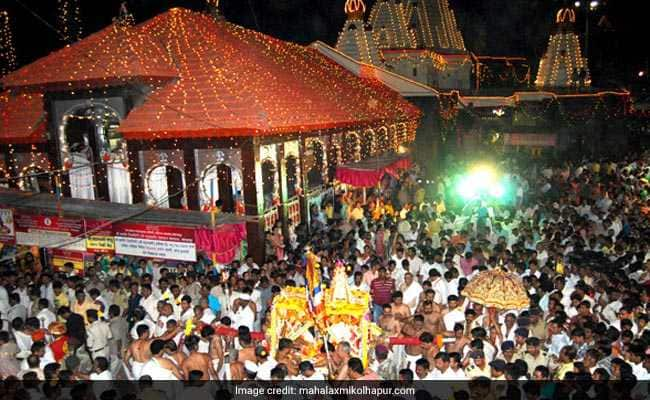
85;219;115;254
14;215;87;252
114;223;196;262
0;208;15;244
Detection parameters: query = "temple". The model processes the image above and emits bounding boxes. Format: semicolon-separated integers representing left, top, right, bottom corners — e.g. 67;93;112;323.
0;7;420;263
535;8;591;88
336;0;471;90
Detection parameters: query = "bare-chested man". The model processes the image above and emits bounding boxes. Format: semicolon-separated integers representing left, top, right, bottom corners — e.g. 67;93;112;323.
378;304;401;336
446;322;470;354
237;332;257;364
401;315;426;369
421;301;443;335
275;338;299;377
329;341;351;379
164;339;186;368
123;322;182;379
141;339;184;380
391;291;411;322
181;335;217;380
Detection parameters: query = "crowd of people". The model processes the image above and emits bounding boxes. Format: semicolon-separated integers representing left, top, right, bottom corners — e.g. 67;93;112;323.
2;151;650;399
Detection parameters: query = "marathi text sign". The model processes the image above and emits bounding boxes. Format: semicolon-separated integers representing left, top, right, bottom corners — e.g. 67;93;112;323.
14;215;86;252
85;219;115;253
114;223;196;262
0;208;15;243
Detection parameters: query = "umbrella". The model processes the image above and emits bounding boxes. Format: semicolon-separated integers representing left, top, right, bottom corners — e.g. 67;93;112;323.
461;268;530;310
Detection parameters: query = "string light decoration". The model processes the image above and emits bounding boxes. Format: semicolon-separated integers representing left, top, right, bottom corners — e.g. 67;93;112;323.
336;0;381;65
0;10;16;77
336;0;469;89
535;8;590;88
404;0;465;50
57;0;83;43
0;91;46;144
1;8;420;217
368;0;416;49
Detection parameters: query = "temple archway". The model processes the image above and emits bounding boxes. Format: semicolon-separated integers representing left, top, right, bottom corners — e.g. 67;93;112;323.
59;103;131;203
146;164;187;209
200;163;241;212
261;159;278;210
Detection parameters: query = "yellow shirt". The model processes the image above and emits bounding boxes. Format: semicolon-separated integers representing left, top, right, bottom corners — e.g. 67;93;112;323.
555;362;574;379
325;204;334;220
436;201;446;215
54;292;69;309
72;300;100;324
349;207;364;222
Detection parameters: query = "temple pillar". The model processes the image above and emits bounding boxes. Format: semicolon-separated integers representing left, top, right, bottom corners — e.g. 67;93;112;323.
183;146;199;210
126;141;144;204
241;137;265;264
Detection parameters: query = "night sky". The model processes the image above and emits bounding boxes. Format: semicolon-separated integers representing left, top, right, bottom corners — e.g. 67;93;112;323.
3;0;647;87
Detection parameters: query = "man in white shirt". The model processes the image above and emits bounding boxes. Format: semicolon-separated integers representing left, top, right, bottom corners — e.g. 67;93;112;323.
231;293;255;330
36;299;56;330
406;248;423;276
6;293;27;323
430;270;449;305
443;296;465;331
297;360;326;380
86;309;113;359
139;284;160;322
350;272;370;292
400;273;422;314
90;357;113;399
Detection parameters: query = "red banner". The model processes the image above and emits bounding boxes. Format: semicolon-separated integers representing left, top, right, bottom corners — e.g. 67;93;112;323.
14;215;86;251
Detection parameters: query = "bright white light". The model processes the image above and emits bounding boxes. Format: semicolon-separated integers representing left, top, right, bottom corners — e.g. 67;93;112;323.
492;108;505;117
640;71;646;77
574;1;581;7
589;0;598;9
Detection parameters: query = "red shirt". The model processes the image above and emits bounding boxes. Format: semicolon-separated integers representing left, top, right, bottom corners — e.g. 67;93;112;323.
370;277;395;306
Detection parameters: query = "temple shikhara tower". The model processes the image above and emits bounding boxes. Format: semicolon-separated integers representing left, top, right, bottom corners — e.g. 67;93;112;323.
535;8;591;88
336;0;381;65
336;0;471;90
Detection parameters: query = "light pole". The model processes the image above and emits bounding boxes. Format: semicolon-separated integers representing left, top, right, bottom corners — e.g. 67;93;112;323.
574;1;599;61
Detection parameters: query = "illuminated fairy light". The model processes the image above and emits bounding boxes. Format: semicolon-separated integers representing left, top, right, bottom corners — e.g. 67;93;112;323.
535;8;589;88
0;10;16;76
58;0;83;43
2;8;420;201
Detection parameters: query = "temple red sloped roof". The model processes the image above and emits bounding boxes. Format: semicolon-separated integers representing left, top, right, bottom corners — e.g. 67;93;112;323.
114;9;421;139
1;23;177;91
0;91;47;144
0;8;419;140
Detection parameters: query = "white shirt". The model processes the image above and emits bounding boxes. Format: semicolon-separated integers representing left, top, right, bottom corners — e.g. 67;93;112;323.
257;358;279;380
36;308;56;330
20;346;55;370
139;294;160;321
87;320;113;356
0;287;8;317
401;282;423;314
443;309;465;331
7;303;27;323
407;256;423;276
130;318;156;340
431;278;449;305
232;305;255;330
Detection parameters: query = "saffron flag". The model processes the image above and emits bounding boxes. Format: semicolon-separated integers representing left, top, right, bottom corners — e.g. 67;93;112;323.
305;251;325;324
